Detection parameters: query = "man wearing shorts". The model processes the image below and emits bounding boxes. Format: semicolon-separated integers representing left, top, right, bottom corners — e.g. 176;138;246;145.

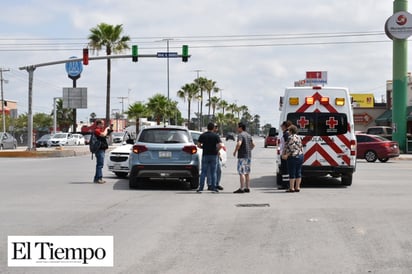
233;122;255;193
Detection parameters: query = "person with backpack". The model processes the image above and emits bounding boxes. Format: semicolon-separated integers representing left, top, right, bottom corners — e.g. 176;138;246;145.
92;120;112;184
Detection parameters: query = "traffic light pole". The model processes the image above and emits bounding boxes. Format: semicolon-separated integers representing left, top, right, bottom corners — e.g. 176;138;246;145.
19;53;190;151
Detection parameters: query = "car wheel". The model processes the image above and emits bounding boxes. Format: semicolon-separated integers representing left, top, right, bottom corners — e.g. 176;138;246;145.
0;144;3;150
114;172;128;178
378;158;389;163
264;143;267;148
364;150;378;162
341;174;353;186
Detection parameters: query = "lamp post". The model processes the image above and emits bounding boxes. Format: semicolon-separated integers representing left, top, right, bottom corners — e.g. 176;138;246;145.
0;68;10;133
162;38;173;101
53;97;61;134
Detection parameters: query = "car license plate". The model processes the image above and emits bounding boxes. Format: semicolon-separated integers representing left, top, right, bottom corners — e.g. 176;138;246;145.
159;151;172;158
114;164;121;170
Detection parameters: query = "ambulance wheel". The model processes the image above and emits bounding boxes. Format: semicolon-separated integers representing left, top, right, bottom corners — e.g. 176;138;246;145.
364;150;378;162
341;174;353;186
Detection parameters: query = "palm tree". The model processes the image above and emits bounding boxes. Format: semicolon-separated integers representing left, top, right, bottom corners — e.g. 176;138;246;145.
217;99;228;115
125;102;148;133
53;99;73;132
206;96;220;119
204;79;217;117
194;77;208;128
147;94;171;125
177;83;199;127
88;23;131;126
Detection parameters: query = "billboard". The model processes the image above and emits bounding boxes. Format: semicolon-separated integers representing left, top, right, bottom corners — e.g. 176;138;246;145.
351;93;374;108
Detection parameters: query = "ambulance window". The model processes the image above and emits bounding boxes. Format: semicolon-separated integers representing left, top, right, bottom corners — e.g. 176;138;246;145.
316;113;348;136
286;113;316;136
286;112;348;136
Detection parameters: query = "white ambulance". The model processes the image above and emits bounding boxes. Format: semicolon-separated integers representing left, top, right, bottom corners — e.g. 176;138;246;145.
277;86;357;187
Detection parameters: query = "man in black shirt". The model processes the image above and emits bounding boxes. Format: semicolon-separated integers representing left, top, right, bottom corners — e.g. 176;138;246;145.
197;122;223;193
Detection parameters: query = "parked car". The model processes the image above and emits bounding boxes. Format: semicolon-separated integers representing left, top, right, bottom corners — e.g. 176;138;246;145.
0;132;17;150
366;126;393;140
225;132;236;141
72;134;85;145
264;127;278;148
111;132;126;144
35;134;51;148
129;126;200;189
47;133;76;147
107;143;133;178
356;133;400;162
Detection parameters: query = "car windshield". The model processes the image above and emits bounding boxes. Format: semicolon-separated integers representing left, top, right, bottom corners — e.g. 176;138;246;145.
139;129;190;143
39;135;50;140
53;133;67;138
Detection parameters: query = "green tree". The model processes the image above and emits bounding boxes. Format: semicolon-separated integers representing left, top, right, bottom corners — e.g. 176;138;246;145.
53;99;73;132
206;96;220;119
217;99;228;115
88;23;131;126
204;79;218;117
177;83;199;127
194;77;208;128
126;102;148;133
147;94;171;125
33;113;53;130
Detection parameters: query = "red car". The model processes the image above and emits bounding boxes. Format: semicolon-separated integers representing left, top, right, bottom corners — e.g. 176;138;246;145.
356;133;400;162
264;135;277;148
264;127;278;148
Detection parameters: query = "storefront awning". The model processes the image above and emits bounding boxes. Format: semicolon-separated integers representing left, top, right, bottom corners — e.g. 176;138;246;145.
375;106;412;124
375;110;392;125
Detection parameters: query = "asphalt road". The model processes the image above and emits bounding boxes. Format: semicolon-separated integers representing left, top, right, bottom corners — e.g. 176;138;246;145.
1;138;412;273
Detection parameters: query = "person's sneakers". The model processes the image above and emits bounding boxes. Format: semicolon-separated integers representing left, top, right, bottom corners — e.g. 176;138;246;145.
94;179;106;184
233;188;244;193
196;189;202;193
244;188;250;193
212;189;219;193
217;185;224;190
207;186;212;191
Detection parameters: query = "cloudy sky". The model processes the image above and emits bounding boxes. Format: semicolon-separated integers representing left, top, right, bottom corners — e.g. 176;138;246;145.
0;0;405;128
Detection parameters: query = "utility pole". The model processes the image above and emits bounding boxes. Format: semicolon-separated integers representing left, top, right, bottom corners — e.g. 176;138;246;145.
118;96;128;115
0;68;10;133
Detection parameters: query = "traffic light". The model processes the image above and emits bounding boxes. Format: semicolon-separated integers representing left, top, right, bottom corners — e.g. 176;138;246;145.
132;45;138;62
182;45;189;62
82;48;89;65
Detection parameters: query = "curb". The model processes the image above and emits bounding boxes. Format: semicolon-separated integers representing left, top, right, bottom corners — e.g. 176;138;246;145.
0;148;90;158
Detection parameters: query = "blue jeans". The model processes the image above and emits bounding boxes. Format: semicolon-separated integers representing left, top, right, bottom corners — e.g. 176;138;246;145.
94;149;105;181
199;155;218;191
287;154;304;179
207;159;221;186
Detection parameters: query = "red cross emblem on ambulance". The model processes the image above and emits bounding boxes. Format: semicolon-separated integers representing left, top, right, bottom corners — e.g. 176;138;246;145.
297;116;309;128
326;116;338;129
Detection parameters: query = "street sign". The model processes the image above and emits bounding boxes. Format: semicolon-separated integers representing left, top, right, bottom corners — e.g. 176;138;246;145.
305;71;327;85
157;52;178;58
65;56;83;77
